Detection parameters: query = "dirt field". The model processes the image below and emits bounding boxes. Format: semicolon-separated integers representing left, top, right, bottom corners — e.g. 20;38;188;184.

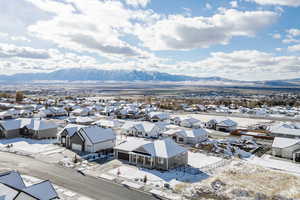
192;160;300;199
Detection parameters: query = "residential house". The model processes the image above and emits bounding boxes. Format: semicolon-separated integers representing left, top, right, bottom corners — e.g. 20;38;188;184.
71;108;91;116
206;118;237;132
0;119;57;139
58;124;85;148
59;125;116;153
0;109;19;120
272;137;300;162
163;128;209;144
114;138;188;170
21;119;58;139
93;119;123;129
147;112;169;122
121;121;161;138
268;122;300;138
66;116;95;125
0;171;59;200
180;117;202;128
170;116;202;128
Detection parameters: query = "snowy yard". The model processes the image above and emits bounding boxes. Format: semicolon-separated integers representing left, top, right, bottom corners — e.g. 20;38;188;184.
188;152;223;169
0;138;59;155
108;165;209;190
186;160;300;199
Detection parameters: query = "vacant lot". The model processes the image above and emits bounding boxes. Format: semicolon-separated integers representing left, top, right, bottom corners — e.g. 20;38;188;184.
192;160;300;199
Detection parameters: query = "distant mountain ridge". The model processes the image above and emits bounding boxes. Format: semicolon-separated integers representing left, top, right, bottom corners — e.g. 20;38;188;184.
0;68;237;82
0;68;299;87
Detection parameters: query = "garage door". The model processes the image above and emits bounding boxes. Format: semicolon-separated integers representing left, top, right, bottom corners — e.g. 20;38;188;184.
72;143;82;151
118;152;129;161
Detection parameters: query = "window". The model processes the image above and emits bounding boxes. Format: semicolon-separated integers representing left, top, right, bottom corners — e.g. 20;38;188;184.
158;158;164;164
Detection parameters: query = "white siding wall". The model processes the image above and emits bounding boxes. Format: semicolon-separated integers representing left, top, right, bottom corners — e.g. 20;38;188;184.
92;139;115;152
282;144;300;159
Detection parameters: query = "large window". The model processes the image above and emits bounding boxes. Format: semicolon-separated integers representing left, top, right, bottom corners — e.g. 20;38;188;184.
158;157;164;164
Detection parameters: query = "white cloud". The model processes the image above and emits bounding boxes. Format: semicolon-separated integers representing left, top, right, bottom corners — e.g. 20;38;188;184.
230;1;238;8
287;29;300;37
272;33;281;39
27;0;158;60
282;29;300;43
0;32;8;37
248;0;300;7
172;50;300;80
125;0;150;8
288;44;300;52
0;43;50;59
135;9;278;50
205;3;212;10
10;36;31;42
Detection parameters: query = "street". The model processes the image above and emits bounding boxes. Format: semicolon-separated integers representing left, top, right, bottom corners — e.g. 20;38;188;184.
0;152;157;200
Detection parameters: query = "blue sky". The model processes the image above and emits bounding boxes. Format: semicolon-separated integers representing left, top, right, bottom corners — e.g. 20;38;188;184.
0;0;300;81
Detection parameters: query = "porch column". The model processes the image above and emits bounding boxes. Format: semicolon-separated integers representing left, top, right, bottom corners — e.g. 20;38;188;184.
166;158;169;170
293;153;296;162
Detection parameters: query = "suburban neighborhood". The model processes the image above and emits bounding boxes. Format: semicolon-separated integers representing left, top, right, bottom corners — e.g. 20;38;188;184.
1;0;300;199
1;93;300;199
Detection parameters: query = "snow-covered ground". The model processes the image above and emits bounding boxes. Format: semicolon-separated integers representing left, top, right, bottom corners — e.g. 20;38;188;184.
246;155;300;176
0;138;58;154
185;160;300;199
108;165;209;189
188;152;222;168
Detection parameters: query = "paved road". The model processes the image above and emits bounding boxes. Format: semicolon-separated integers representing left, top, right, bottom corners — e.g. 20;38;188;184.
0;152;157;200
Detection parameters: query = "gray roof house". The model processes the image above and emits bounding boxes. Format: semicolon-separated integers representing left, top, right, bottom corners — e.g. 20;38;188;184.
272;137;300;162
268;123;300;138
0;171;59;200
0;119;57;139
114;138;188;170
59;125;116;153
163;128;209;144
121;121;161;138
206;118;237;132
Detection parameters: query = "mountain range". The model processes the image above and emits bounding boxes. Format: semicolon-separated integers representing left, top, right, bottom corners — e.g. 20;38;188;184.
0;68;235;82
0;68;299;87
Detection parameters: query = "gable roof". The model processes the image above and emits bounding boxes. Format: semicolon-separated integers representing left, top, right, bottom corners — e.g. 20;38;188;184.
93;119;123;128
81;126;116;144
141;138;187;158
211;118;237;127
269;126;300;137
0;171;58;200
0;182;19;200
22;180;58;200
272;137;300;148
177;128;209;138
0;119;31;130
114;138;151;152
26;119;58;131
60;124;86;137
148;112;169;120
122;121;158;133
0;171;26;190
181;117;200;124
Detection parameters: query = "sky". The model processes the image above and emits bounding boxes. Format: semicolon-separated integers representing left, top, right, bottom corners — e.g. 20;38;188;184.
0;0;300;81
